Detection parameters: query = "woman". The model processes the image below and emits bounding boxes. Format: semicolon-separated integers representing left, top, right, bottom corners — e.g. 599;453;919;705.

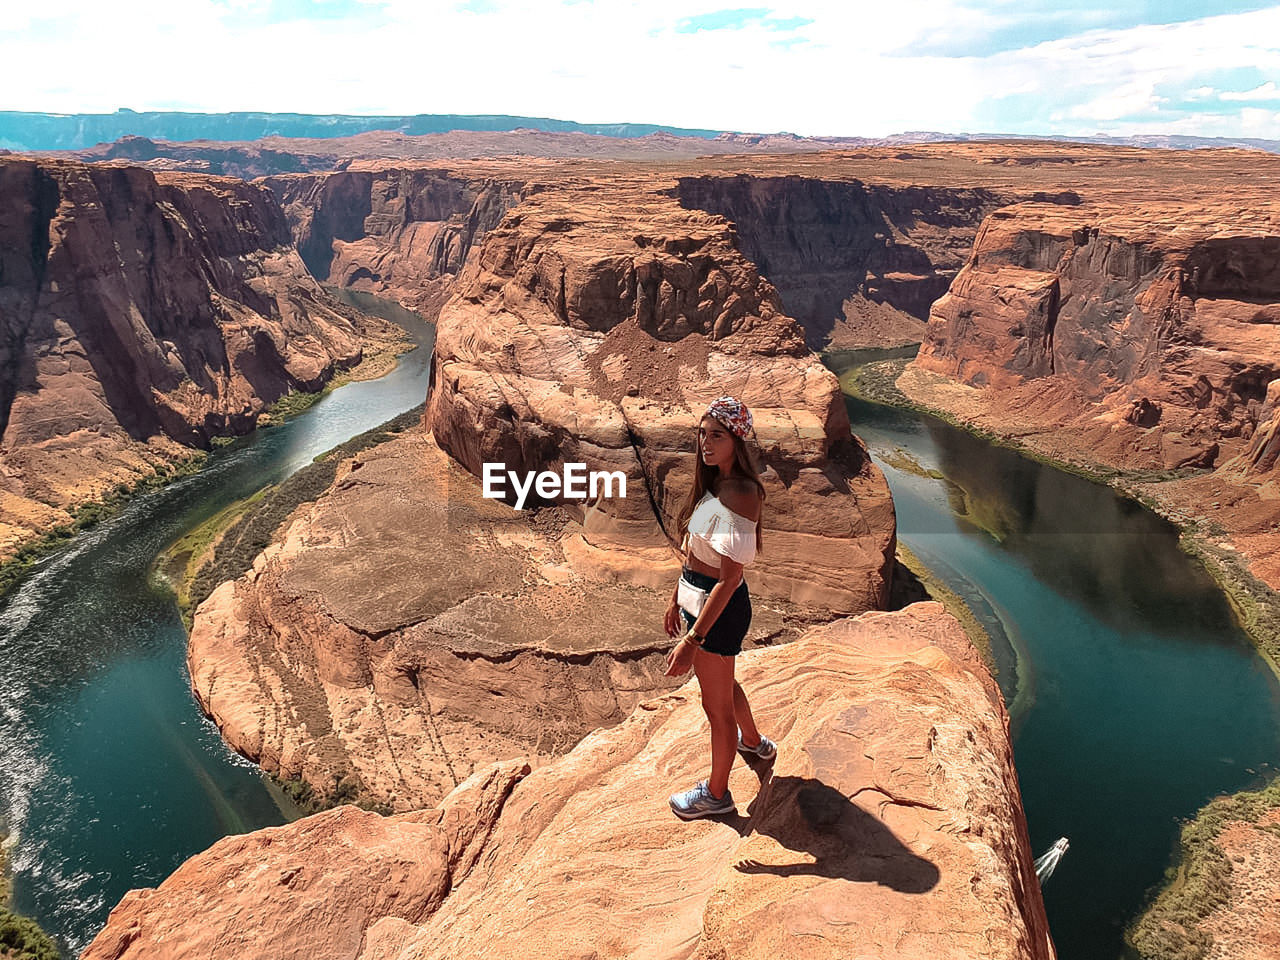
664;396;777;820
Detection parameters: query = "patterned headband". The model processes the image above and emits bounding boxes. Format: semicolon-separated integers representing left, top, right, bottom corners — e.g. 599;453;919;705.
705;396;753;439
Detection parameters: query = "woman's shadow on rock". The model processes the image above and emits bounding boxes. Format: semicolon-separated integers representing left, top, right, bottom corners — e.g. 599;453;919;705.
733;774;940;893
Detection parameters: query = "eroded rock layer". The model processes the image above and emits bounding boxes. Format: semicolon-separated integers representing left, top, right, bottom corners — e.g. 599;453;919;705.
911;202;1280;471
896;164;1280;588
189;168;898;811
676;175;1025;350
0;157;398;558
1127;780;1280;960
94;604;1055;960
425;178;896;612
189;426;802;811
262;165;524;318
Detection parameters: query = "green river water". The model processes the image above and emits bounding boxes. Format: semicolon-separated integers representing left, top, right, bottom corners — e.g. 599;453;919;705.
0;292;433;954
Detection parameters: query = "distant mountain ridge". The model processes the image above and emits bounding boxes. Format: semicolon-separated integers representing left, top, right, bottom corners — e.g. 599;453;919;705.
2;108;1277;155
0;109;723;151
878;130;1280;153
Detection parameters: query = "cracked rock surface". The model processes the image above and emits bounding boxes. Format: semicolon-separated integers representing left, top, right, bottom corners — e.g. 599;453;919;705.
189;428;808;811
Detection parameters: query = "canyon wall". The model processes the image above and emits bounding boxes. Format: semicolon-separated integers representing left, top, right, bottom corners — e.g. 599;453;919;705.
0;157;397;559
910;202;1280;471
676;174;1029;349
899;194;1280;591
72;135;335;179
262;165;525;318
94;604;1056;960
188;427;722;811
424;178;896;611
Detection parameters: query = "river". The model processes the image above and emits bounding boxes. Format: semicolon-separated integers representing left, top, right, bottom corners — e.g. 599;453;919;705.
0;291;434;955
826;350;1280;959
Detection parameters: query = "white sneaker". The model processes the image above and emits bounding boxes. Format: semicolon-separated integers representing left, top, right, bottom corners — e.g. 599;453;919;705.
669;780;736;820
737;731;777;761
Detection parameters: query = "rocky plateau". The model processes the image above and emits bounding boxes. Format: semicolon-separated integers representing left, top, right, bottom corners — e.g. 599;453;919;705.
189;165;900;811
93;603;1055;960
179;144;1280;958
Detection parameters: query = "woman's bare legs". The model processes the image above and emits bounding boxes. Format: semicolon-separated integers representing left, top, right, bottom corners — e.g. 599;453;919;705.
733;681;762;748
694;648;738;799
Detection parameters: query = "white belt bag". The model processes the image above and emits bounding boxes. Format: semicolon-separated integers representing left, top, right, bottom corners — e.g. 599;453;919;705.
677;576;710;617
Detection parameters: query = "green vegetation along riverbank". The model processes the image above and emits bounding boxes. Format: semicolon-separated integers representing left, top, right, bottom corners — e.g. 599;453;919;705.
0;453;206;605
836;350;1280;960
254;339;413;427
154;487;272;625
893;544;996;672
0;835;60;960
1126;775;1280;960
161;404;425;628
837;354;1280;674
159;405;425;812
5;332;415;608
1177;535;1280;677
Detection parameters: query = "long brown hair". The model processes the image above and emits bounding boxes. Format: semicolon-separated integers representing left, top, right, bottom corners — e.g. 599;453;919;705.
676;415;766;554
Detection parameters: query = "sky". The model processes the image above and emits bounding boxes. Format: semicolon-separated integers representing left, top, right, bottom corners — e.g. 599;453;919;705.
3;0;1279;138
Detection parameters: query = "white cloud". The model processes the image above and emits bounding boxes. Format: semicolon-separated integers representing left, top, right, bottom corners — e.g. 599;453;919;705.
0;0;1277;139
1221;81;1280;101
958;7;1280;136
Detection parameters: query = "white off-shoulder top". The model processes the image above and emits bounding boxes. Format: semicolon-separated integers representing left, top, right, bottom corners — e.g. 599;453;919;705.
681;491;758;566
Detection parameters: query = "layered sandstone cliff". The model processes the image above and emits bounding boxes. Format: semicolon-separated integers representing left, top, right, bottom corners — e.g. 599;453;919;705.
896;169;1280;590
188;427;781;811
262;165;525;318
95;604;1056;960
424;178;896;611
0;157;400;559
63;129;889;180
908;200;1280;472
676;175;1024;350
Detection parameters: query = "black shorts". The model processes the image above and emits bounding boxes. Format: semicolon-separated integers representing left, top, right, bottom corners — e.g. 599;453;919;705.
679;566;751;657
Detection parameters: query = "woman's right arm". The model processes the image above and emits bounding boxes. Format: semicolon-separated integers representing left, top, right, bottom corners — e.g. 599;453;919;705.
665;581;682;638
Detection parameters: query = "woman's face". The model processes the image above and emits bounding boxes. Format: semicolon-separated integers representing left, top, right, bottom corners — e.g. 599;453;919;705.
699;417;735;470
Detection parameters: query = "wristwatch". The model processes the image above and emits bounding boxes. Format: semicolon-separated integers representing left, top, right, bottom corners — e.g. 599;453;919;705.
683;627;705;646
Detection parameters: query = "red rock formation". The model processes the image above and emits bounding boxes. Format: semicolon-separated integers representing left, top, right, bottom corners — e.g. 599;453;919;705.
70;135;334;179
676;175;1023;349
912;202;1280;471
92;604;1055;960
425;179;896;612
1127;789;1280;960
80;761;528;960
1192;812;1280;960
64;129;889;181
188;426;803;811
262;165;524;318
0;157;398;559
897;181;1280;588
186;165;915;812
